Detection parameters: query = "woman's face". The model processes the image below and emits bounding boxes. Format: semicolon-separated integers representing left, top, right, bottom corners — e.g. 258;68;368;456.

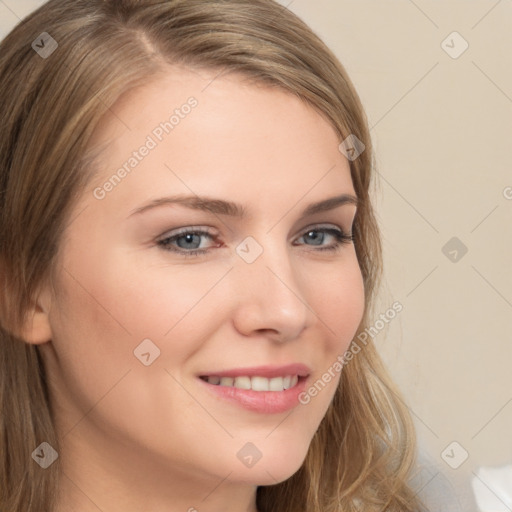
39;65;365;498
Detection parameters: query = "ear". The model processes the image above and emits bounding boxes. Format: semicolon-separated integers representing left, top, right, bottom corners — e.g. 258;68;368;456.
0;258;53;344
19;284;53;344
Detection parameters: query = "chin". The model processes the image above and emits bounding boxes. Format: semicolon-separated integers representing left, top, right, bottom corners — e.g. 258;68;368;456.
216;435;312;486
230;462;305;487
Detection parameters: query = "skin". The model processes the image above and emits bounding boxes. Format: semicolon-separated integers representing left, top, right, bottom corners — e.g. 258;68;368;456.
25;65;365;512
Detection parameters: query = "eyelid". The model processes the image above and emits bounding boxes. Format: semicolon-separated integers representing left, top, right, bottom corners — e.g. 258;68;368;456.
300;222;350;233
157;222;350;242
156;222;353;257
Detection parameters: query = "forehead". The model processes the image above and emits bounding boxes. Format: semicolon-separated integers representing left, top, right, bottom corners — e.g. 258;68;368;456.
82;65;354;219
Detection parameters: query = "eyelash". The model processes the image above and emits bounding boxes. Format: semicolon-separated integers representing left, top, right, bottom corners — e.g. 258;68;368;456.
156;225;354;258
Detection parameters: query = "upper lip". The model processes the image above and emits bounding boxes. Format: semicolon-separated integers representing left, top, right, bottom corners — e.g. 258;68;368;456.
199;363;311;379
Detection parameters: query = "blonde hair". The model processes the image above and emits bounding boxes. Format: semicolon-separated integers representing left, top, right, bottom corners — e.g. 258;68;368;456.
0;1;426;510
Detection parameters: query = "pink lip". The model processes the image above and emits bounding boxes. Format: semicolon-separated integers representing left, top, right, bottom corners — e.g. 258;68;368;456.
197;363;311;415
198;376;309;414
198;363;311;379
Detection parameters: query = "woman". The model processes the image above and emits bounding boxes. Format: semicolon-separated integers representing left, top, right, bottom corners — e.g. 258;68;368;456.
0;0;427;510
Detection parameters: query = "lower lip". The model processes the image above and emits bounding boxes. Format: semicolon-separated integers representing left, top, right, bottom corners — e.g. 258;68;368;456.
197;377;308;414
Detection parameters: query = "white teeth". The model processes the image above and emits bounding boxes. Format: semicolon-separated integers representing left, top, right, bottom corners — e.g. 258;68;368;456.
251;376;269;391
220;377;234;387
204;374;300;391
233;376;252;390
269;377;284;391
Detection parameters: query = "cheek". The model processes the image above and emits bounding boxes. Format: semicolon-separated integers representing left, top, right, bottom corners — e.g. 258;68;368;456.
47;251;236;469
53;245;229;344
294;253;365;407
307;251;365;352
47;249;231;411
333;264;365;348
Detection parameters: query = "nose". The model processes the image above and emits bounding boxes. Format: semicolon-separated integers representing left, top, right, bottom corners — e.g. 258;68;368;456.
230;238;313;343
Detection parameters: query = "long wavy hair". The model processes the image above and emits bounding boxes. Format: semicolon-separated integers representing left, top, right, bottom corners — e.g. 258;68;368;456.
0;1;426;510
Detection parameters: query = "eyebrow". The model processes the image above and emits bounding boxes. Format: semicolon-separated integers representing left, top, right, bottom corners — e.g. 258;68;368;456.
128;193;358;219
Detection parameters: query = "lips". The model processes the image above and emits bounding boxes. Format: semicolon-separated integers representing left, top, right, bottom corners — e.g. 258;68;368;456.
197;363;311;414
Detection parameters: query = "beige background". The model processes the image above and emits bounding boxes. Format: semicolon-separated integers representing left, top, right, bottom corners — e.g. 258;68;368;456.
1;0;511;509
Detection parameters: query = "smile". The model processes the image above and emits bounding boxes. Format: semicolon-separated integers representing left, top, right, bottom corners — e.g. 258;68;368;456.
199;375;300;392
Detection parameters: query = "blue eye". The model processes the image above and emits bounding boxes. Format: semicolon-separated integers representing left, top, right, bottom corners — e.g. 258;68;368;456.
157;226;354;258
296;228;354;251
157;229;215;257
